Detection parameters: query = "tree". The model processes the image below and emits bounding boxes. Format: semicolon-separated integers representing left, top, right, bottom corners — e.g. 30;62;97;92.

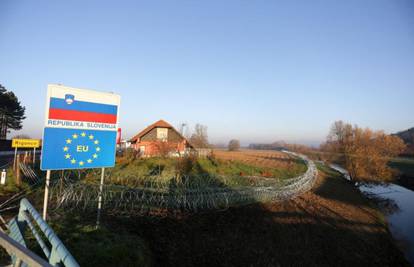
0;84;26;139
325;121;406;182
228;139;240;151
189;124;209;148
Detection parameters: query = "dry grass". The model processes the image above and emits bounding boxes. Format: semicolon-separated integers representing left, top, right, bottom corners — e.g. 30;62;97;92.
213;149;301;169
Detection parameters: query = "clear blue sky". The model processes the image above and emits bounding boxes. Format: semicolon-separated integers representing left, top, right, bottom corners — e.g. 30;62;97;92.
1;0;413;146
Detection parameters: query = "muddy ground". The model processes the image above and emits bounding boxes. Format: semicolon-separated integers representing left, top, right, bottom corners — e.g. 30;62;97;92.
107;167;409;267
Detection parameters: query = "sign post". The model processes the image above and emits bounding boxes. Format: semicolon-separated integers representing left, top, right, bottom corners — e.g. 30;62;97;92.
40;84;120;222
42;170;51;220
13;147;17;171
12;139;40;170
96;167;105;228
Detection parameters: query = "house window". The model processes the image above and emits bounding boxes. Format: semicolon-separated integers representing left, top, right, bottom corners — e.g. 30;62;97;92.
157;128;168;140
139;146;146;155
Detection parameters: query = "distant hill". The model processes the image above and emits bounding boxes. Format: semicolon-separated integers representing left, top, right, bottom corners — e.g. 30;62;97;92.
394;127;414;145
394;127;414;156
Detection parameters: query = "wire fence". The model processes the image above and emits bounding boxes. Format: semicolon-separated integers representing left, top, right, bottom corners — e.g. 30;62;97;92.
0;162;44;215
0;159;12;170
49;151;318;215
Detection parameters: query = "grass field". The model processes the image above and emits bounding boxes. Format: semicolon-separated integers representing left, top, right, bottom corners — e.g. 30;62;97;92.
389;157;414;190
36;156;408;267
83;150;307;190
46;212;153;267
390;157;414;178
0;150;408;266
0;167;31;195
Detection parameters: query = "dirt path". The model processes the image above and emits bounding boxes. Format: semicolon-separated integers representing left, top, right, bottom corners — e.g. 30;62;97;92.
109;166;409;266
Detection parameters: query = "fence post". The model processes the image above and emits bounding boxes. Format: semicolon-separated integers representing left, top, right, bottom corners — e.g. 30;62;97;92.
15;156;21;187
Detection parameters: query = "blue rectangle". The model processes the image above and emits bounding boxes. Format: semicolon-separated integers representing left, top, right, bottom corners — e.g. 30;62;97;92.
41;128;117;170
50;97;118;115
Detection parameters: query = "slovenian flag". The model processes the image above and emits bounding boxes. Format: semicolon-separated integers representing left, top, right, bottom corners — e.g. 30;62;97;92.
48;94;118;124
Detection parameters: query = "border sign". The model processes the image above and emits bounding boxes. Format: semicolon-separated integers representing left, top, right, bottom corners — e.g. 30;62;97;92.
40;84;121;170
12;139;40;148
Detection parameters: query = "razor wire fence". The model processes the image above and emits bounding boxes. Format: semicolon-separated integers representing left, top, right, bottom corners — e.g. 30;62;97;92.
49;152;318;214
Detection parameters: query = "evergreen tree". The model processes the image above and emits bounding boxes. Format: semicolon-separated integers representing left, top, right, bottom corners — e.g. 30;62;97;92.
0;84;26;139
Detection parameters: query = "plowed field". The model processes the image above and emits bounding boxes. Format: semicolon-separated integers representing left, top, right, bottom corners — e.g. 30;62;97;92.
214;149;306;172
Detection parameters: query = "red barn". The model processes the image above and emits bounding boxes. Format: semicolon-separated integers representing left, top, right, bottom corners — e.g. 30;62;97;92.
130;120;193;157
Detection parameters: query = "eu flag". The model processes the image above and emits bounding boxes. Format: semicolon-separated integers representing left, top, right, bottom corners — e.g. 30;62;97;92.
41;128;117;170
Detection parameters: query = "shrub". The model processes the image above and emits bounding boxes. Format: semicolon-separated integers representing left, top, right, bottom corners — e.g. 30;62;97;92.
175;154;197;178
228;139;240;151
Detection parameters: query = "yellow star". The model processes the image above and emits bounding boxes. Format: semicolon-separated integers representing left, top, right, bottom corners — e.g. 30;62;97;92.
87;159;92;163
94;140;99;145
65;154;71;159
79;161;84;166
93;153;98;159
96;147;101;152
88;134;94;140
72;134;78;139
81;132;86;137
66;139;72;144
63;146;69;152
71;159;76;164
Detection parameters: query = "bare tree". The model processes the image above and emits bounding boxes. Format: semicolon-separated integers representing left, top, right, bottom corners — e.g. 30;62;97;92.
153;141;176;158
189;124;209;148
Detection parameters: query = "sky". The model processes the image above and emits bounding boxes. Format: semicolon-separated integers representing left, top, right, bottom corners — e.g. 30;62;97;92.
1;0;413;146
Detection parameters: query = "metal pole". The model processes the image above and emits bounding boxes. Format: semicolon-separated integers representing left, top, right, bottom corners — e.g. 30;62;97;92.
96;167;105;228
13;147;17;171
42;170;51;221
33;147;36;166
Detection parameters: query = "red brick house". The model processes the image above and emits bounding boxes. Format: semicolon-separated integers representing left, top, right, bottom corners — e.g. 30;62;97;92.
130;120;193;157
